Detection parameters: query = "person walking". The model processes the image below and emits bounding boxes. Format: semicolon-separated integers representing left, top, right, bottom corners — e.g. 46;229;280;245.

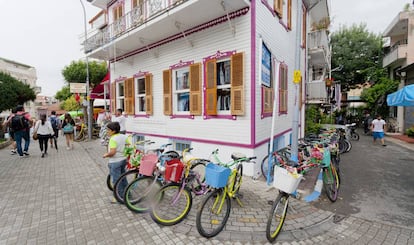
103;121;130;203
10;105;31;157
49;111;61;149
33;114;54;157
62;113;76;150
371;114;386;146
112;108;126;134
3;108;17;155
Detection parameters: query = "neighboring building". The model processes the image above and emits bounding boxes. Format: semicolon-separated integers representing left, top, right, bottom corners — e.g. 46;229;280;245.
383;9;414;133
0;57;40;118
83;0;330;177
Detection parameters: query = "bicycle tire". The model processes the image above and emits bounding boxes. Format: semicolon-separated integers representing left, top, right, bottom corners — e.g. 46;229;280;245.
266;192;289;243
323;165;339;202
124;176;162;213
331;154;341;185
338;140;346;154
190;160;207;190
107;174;113;191
351;132;360;141
261;154;276;182
344;139;352;152
150;183;193;226
196;188;231;238
113;169;140;204
231;164;243;194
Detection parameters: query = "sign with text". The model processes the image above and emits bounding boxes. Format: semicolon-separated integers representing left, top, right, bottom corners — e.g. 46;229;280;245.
70;83;86;93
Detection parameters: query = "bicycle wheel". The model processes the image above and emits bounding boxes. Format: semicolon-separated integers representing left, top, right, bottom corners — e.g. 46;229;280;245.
351;132;360;141
345;139;352;153
331;154;341;184
196;188;231;238
261;154;276;182
150;183;193;226
322;165;339;202
107;174;113;191
124;176;162;213
190;159;207;189
113;169;140;204
266;192;289;243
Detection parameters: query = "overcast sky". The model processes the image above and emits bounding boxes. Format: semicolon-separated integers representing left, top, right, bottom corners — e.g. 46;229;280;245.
0;0;412;96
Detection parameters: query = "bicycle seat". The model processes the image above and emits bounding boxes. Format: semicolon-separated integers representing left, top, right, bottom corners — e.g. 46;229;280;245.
231;152;246;161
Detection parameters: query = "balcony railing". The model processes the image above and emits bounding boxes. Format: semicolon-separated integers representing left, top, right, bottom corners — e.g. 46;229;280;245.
84;0;187;53
383;43;407;67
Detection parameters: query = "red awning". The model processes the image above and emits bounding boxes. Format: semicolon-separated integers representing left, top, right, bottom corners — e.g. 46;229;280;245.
90;73;110;99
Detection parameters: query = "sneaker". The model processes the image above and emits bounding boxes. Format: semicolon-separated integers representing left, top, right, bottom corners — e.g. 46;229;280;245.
23;151;30;156
382;144;387;147
10;150;17;155
66;147;70;150
41;153;45;158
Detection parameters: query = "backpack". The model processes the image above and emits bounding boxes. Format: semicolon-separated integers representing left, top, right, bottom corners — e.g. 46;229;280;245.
11;114;30;131
50;116;60;130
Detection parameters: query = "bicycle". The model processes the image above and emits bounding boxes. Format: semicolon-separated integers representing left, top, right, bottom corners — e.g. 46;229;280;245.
195;149;256;238
150;148;210;226
112;142;179;204
265;142;339;242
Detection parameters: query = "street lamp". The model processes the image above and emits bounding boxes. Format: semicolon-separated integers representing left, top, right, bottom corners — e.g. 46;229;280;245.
80;0;92;140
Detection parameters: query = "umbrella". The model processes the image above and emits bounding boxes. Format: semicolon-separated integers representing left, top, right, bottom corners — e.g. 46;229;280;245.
59;110;84;120
387;84;414;106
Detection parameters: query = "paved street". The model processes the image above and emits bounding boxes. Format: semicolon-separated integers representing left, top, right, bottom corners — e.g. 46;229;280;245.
0;136;413;244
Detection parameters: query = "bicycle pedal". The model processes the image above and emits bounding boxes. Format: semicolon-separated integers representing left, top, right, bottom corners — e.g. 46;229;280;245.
232;193;243;199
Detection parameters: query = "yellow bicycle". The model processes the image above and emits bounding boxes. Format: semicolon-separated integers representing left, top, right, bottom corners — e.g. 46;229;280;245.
195;149;256;238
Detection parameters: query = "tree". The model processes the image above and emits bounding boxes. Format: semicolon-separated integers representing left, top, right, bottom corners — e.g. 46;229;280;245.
62;60;107;89
331;24;383;91
55;86;71;101
0;71;36;113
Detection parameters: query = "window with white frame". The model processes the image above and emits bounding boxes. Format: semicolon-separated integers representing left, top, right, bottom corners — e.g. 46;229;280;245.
216;59;231;112
173;67;190;113
135;77;146;113
117;81;125;112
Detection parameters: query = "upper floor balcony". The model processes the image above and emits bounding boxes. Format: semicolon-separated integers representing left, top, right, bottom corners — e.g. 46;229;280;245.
83;0;250;60
383;42;407;67
308;30;330;67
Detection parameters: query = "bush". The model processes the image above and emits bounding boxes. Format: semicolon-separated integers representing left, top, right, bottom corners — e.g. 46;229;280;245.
406;127;414;137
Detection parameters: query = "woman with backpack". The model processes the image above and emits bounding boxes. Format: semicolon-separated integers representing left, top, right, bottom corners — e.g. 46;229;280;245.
62;113;76;150
33;114;54;158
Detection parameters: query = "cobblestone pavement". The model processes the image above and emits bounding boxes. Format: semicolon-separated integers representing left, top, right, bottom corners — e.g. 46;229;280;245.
0;137;413;244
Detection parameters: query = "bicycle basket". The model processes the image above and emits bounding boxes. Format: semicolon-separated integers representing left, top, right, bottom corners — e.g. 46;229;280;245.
205;163;231;188
138;153;158;176
164;159;185;182
273;166;303;194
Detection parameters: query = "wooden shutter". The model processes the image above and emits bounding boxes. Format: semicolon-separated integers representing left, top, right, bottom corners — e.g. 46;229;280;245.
263;87;274;113
124;78;135;115
110;82;116;113
205;59;217;115
274;0;283;18
163;69;172;115
279;65;288;113
231;52;244;115
189;63;201;115
287;0;292;30
145;74;153;115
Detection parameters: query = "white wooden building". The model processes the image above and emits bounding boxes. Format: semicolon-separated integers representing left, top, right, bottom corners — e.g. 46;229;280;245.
84;0;330;177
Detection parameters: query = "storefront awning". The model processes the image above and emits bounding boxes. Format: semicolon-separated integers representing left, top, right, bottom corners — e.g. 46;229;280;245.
90;73;110;99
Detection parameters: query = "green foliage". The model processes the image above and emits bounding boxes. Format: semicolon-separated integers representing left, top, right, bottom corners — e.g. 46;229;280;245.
406;127;414;137
55;86;71;101
331;24;383;91
61;60;107;89
305;105;322;135
61;95;82;112
0;71;36;113
360;77;399;117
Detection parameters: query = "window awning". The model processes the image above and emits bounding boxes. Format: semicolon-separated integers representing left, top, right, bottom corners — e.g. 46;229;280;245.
90;73;110;99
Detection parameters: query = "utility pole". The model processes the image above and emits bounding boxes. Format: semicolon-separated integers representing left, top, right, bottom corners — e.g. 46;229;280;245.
79;0;92;140
290;0;303;162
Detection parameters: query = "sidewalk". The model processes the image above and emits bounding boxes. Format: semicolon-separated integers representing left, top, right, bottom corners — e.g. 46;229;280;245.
0;137;413;244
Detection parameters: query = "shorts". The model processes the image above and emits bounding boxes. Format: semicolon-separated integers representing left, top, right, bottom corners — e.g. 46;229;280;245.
372;132;384;139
